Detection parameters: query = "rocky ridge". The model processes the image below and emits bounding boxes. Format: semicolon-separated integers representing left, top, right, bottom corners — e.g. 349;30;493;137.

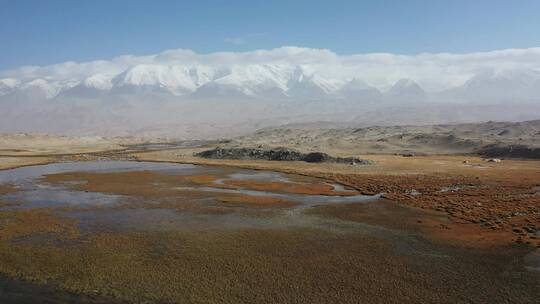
196;147;373;165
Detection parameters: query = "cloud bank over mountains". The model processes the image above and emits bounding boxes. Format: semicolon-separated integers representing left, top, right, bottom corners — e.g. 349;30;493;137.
1;47;540;138
2;46;540;96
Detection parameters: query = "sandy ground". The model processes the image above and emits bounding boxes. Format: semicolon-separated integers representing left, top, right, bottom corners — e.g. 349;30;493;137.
0;133;129;156
0;157;52;170
0;133;138;170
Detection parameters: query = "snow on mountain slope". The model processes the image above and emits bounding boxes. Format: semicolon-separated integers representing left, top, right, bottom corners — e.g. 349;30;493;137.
191;64;293;98
213;64;294;92
0;78;20;96
1;49;540;104
386;79;425;95
385;79;426;102
84;73;115;90
1;47;540;137
5;67;540;107
113;64;212;95
4;65;540;105
191;65;344;99
444;69;540;102
285;67;344;99
337;78;382;102
20;79;77;99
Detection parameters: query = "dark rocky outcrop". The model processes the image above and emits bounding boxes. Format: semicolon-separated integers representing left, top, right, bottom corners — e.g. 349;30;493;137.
196;147;373;165
476;144;540;159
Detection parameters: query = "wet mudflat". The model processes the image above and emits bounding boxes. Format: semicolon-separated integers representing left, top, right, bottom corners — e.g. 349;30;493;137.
0;161;538;303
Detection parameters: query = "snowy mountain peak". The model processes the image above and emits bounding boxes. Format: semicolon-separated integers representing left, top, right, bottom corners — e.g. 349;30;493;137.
20;79;60;98
465;69;540;89
0;78;20;88
385;79;426;102
83;73;115;90
341;78;373;91
445;68;540;102
0;78;21;95
1;60;539;103
213;64;294;91
391;79;421;90
387;79;424;93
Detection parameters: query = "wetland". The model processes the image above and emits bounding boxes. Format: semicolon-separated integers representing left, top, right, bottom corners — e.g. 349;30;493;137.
0;161;538;303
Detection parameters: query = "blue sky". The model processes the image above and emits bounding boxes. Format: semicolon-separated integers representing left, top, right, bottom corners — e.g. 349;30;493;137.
1;0;539;69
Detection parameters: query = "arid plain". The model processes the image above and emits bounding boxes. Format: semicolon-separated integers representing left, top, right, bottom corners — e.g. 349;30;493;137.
0;122;539;304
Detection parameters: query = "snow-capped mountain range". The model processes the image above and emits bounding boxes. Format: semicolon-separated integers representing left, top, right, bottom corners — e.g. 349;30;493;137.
3;45;540;102
0;64;540;102
0;64;408;101
1;47;540;137
2;63;540;103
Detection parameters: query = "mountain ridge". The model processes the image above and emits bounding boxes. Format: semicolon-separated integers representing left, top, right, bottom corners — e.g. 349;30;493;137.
2;64;539;103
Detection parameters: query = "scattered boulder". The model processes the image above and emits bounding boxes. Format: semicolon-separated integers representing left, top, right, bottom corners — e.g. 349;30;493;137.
486;158;502;163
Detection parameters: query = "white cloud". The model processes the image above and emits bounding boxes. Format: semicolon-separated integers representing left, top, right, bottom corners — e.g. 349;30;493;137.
1;46;540;91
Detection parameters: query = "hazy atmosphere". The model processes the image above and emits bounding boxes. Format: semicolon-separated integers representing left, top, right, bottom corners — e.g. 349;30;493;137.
2;46;540;137
1;1;540;137
1;1;539;304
